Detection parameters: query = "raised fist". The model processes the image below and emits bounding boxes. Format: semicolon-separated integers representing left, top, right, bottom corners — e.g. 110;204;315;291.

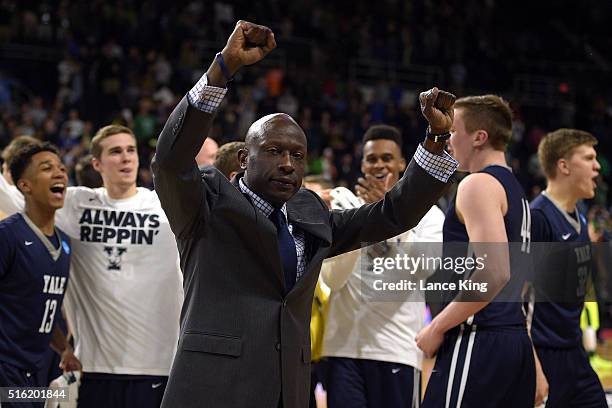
221;21;276;75
419;87;456;134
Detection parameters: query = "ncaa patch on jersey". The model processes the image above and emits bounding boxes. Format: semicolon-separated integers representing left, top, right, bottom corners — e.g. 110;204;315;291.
62;240;71;254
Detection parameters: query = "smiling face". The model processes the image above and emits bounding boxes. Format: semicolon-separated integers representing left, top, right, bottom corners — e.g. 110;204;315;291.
563;144;600;200
361;139;406;188
240;114;307;207
18;151;68;210
92;132;139;189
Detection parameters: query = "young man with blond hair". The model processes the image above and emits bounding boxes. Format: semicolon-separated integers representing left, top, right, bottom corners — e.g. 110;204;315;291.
418;95;536;407
529;129;606;407
0;125;183;408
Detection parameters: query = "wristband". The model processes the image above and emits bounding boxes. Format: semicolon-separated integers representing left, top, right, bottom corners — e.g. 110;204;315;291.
215;52;234;82
426;127;451;143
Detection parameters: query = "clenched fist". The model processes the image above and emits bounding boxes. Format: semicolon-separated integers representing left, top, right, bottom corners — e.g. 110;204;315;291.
221;21;276;75
419;87;456;134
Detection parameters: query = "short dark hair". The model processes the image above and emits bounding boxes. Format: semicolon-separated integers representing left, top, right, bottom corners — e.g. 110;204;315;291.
214;141;245;179
9;142;61;189
362;125;402;149
75;154;103;188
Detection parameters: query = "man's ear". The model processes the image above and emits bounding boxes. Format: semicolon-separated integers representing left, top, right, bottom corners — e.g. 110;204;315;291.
557;158;570;176
238;148;248;169
473;130;489;147
17;179;32;195
92;156;102;173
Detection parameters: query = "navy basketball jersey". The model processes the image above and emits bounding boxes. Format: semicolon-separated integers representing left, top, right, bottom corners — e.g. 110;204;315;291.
0;213;71;370
530;192;590;348
443;165;531;327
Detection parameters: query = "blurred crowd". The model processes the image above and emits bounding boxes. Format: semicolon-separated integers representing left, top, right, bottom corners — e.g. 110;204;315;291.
0;0;610;233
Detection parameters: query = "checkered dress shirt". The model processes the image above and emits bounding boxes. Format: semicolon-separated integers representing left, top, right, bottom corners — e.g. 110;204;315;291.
238;178;306;283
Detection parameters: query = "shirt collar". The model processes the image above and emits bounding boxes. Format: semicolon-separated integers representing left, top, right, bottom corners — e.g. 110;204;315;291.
239;177;288;221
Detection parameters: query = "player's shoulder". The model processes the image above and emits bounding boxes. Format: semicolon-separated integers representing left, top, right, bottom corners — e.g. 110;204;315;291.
136;186;158;199
529;193;551;211
135;187;166;210
66;186;105;204
0;212;24;232
425;204;445;221
0;214;25;252
457;172;505;201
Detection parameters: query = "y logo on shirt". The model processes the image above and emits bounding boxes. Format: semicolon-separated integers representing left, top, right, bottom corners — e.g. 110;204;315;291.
104;246;128;270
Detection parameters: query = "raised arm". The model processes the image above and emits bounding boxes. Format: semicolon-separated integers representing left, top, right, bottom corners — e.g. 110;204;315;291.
151;21;276;238
327;88;458;257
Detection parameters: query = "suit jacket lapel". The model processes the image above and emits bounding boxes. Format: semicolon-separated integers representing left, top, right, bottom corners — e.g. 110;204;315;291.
286;199;332;292
231;173;286;292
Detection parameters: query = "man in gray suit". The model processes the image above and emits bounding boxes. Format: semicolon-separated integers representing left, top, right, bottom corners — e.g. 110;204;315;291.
152;21;458;408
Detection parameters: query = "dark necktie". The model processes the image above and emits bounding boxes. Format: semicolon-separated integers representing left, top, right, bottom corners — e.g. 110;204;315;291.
269;208;298;293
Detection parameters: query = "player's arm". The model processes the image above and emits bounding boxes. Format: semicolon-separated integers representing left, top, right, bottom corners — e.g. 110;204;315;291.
50;324;81;372
151;21;275;238
526;319;549;406
328;89;457;257
416;173;510;357
320;249;361;290
0;172;25;215
525;208;550;406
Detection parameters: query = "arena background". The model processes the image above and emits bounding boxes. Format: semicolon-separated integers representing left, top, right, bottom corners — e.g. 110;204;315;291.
0;0;611;406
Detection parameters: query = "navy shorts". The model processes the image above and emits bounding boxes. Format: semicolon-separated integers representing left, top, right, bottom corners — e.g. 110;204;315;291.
326;357;421;408
77;373;167;408
536;346;606;408
423;324;535;408
0;361;43;408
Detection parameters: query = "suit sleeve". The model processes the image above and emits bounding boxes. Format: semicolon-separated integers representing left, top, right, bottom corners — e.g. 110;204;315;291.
151;78;226;239
328;159;452;258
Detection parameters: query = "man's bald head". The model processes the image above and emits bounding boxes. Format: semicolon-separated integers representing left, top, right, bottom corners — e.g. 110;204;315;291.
245;113;305;147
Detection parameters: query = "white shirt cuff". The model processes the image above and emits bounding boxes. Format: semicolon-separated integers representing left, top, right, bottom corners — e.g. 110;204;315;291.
414;144;458;183
187;74;227;113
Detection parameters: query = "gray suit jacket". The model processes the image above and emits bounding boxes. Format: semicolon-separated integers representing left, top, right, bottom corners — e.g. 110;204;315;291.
152;96;452;408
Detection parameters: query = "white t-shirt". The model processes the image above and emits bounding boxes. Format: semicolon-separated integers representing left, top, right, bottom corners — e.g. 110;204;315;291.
321;188;444;370
0;175;183;376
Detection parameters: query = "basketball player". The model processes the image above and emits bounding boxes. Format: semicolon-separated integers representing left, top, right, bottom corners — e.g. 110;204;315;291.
417;95;535;407
529;129;606;408
0;143;80;407
0;126;183;408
